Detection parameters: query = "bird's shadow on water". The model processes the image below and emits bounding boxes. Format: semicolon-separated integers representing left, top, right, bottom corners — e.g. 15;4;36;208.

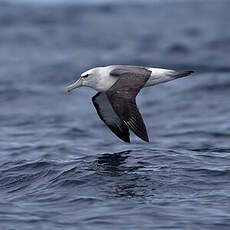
94;150;131;175
91;150;153;199
93;149;145;177
48;149;157;200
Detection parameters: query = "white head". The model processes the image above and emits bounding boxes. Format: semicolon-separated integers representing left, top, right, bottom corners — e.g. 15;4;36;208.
66;66;116;93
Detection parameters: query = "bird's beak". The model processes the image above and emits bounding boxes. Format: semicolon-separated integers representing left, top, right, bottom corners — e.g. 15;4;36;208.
66;78;83;93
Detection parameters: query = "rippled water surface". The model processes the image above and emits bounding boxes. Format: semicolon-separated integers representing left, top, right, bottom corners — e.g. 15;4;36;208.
1;1;230;229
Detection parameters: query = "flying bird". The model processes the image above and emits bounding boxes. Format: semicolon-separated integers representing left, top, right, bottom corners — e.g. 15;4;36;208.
66;65;193;143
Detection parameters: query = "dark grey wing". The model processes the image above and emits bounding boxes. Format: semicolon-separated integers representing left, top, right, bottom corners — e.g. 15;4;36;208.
110;66;150;77
92;92;130;143
107;67;151;142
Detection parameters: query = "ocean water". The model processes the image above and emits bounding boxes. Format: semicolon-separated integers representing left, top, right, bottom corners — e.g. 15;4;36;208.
3;0;201;5
0;0;230;229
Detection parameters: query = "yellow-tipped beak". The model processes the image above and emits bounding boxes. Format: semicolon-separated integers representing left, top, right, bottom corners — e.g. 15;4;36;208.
65;78;83;93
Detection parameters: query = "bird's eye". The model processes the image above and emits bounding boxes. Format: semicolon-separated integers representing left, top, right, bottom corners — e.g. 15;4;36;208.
82;74;89;78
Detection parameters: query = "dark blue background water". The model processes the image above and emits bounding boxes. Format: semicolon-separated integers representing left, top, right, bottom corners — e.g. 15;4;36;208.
0;0;230;229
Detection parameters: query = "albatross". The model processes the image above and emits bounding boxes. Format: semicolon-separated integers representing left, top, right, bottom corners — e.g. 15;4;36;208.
66;65;193;143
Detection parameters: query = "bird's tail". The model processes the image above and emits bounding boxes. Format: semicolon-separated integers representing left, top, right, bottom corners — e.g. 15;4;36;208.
145;68;194;87
173;70;194;79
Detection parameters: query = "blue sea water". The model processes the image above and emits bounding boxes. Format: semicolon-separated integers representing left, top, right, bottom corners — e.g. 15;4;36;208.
3;0;202;5
0;0;230;229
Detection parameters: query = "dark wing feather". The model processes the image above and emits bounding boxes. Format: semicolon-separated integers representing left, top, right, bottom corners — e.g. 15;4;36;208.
110;66;150;77
107;67;151;142
92;92;130;143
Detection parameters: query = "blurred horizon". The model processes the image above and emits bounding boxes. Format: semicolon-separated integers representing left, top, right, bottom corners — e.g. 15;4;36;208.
2;0;221;5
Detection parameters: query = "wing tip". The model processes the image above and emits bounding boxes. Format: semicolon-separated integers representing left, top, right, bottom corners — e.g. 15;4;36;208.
119;132;131;143
141;134;150;142
123;138;131;143
122;134;150;143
